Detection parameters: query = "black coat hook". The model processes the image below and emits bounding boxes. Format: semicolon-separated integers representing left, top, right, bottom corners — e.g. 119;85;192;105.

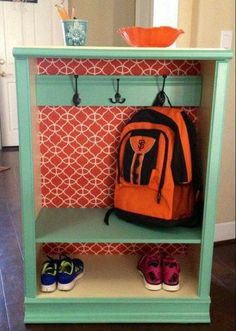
109;78;126;104
152;75;172;107
72;75;81;106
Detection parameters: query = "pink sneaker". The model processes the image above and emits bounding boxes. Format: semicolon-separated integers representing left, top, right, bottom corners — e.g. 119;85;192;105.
137;254;162;291
162;255;180;291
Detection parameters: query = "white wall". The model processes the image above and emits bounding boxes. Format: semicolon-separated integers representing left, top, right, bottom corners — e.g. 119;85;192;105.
69;0;135;46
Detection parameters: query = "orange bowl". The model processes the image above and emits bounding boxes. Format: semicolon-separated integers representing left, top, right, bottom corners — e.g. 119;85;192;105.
117;26;184;47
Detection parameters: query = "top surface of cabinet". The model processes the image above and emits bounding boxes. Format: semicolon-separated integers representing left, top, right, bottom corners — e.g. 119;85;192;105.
13;46;233;61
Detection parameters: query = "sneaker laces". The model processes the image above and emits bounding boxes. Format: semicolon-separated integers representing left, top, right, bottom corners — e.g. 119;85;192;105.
59;254;74;275
59;260;74;275
41;256;58;275
163;256;181;273
145;254;161;266
148;260;160;267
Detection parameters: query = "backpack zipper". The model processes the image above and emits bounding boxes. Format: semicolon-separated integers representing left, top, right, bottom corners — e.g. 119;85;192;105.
117;131;132;184
156;131;168;203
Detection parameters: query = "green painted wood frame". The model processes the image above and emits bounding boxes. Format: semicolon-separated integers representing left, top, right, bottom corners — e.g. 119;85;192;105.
13;46;233;61
14;57;38;298
13;47;233;323
198;60;231;297
36;75;201;106
24;297;211;323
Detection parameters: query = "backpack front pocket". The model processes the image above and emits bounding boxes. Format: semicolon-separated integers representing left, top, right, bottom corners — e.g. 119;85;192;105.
122;130;160;185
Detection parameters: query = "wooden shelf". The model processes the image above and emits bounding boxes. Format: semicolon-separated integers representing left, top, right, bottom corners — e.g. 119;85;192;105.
36;207;202;244
37;254;198;299
13;46;233;60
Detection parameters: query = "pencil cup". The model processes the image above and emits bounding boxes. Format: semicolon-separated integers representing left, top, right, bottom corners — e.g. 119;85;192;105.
62;19;88;46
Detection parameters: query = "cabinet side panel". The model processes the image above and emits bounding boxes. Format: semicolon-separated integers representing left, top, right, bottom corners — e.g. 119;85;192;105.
198;60;230;296
198;61;215;187
15;57;38;297
30;59;42;216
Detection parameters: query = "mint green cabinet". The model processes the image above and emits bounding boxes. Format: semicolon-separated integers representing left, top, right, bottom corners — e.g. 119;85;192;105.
13;47;232;323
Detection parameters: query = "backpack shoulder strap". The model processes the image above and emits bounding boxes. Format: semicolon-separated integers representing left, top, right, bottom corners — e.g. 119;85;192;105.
132;107;189;184
104;207;115;225
181;111;202;192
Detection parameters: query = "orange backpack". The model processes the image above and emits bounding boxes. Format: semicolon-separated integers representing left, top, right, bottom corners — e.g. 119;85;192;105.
105;107;202;227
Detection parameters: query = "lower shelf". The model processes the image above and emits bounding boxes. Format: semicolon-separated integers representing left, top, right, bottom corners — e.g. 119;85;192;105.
37;254;198;299
25;249;210;323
